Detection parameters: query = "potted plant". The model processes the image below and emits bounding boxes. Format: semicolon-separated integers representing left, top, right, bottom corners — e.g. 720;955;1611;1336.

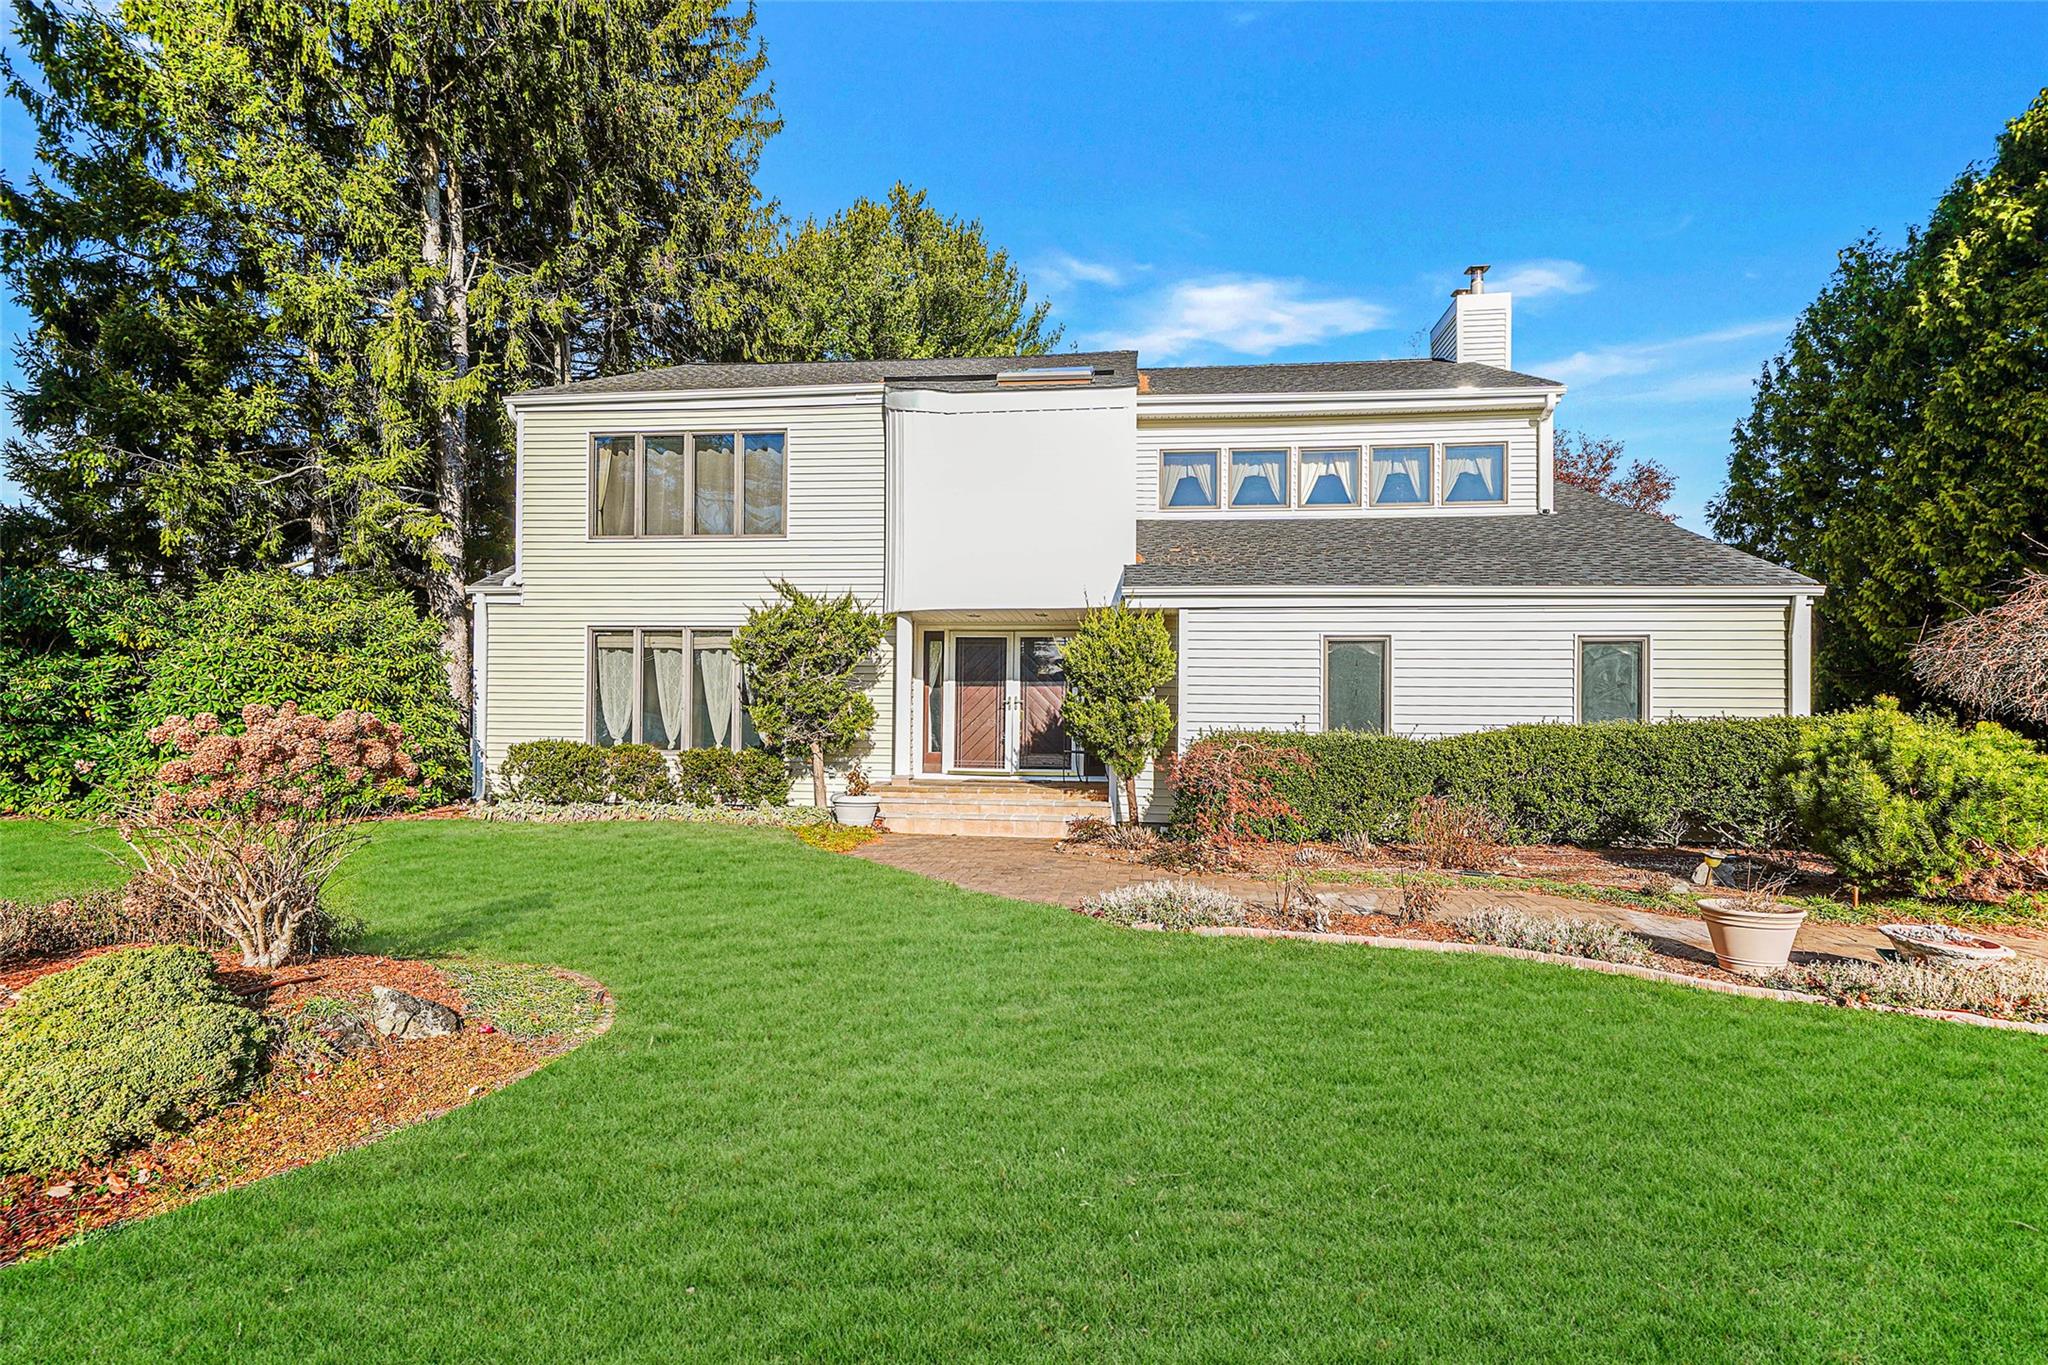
830;764;880;827
1698;872;1807;974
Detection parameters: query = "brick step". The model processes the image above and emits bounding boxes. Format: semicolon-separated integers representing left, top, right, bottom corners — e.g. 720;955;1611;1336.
870;798;1100;818
879;811;1078;838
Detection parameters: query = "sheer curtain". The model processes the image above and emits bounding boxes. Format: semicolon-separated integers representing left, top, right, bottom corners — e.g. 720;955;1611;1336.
1443;444;1504;502
1371;447;1429;505
694;645;738;748
1300;449;1358;506
693;434;736;534
1161;452;1216;508
595;636;635;745
593;437;635;535
644;439;687;535
644;635;687;748
742;434;785;535
1229;451;1286;506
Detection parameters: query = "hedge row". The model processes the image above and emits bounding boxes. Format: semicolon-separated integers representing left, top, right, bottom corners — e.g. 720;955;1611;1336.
1173;717;1813;847
498;740;792;808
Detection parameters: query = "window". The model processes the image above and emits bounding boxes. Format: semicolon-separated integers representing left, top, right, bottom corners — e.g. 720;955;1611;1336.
1370;446;1432;506
1298;448;1361;507
1324;638;1388;733
1442;442;1506;504
1229;449;1288;507
1579;638;1646;723
1159;450;1218;508
590;432;785;537
590;628;759;750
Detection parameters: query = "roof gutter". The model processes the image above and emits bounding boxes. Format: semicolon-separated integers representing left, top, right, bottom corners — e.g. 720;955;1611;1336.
1135;384;1564;418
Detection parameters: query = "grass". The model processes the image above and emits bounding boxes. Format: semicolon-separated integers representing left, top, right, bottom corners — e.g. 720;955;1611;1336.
2;818;2046;1361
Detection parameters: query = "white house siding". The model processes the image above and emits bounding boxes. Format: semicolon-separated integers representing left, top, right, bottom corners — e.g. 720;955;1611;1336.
1169;595;1797;741
1134;408;1547;520
480;389;894;799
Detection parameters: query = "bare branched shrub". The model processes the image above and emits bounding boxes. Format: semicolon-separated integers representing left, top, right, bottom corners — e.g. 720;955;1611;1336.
1270;873;1333;933
118;704;418;968
1911;572;2048;728
1397;876;1447;924
1337;829;1374;861
1409;796;1504;871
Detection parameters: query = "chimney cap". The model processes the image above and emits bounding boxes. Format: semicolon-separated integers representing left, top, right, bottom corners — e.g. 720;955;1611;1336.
1462;263;1491;294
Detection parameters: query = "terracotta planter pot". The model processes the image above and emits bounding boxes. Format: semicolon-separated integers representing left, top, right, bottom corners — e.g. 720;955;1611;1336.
830;795;880;827
1698;898;1808;975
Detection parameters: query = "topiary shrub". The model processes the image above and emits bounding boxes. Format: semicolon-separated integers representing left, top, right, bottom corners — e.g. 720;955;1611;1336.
499;740;610;804
0;946;270;1173
674;748;792;807
1777;700;2048;895
605;744;677;803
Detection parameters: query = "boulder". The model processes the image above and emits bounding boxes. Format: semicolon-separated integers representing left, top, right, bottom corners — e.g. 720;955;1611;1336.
370;985;461;1041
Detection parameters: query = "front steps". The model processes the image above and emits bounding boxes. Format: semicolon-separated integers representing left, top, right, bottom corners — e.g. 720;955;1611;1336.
868;777;1109;838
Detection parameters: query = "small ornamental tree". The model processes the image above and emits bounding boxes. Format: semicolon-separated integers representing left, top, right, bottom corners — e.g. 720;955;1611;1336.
731;581;888;807
1060;605;1177;823
1911;571;2048;729
119;704;420;967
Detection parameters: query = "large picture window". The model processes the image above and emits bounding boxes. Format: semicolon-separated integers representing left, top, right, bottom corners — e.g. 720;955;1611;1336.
1579;638;1647;724
1324;638;1388;733
590;432;786;538
591;627;760;750
1442;442;1506;504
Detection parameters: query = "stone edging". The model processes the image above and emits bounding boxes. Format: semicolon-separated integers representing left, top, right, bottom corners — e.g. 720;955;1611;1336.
1158;924;2048;1035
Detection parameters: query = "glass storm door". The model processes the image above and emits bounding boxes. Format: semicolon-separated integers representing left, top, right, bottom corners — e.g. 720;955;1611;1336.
1017;636;1071;770
952;637;1008;769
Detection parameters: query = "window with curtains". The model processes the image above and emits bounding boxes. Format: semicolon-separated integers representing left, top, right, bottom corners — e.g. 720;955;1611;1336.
590;628;759;750
1324;638;1388;732
1299;448;1361;507
1159;450;1218;508
1442;442;1506;504
1228;449;1288;507
1579;638;1647;724
590;432;786;537
1369;446;1432;506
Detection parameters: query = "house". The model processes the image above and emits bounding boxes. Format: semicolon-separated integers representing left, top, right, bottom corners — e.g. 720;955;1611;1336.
468;267;1822;833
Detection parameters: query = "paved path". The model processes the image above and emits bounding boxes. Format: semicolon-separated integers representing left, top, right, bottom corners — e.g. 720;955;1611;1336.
852;834;2048;967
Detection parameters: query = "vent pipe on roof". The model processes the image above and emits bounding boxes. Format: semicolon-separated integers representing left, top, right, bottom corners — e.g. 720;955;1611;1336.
1464;263;1490;295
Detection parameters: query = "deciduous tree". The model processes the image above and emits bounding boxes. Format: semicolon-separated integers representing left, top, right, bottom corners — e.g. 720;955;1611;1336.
1553;429;1675;518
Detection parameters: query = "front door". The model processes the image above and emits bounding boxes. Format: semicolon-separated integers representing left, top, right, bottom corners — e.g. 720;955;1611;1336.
1017;635;1071;769
952;636;1008;769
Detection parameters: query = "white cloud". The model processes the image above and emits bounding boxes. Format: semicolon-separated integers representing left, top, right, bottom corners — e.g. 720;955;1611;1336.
1032;251;1129;294
1488;259;1594;299
1097;276;1390;360
1531;319;1789;389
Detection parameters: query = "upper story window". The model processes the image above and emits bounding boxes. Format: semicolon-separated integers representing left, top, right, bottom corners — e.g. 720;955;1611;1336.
1442;442;1506;504
1159;450;1219;508
1300;449;1361;507
1370;446;1432;507
1228;449;1288;507
591;432;786;538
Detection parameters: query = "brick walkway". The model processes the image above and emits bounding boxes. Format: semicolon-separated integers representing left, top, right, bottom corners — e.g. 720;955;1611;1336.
852;834;2048;967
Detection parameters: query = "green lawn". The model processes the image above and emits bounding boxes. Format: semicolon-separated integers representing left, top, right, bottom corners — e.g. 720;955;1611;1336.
2;819;2045;1361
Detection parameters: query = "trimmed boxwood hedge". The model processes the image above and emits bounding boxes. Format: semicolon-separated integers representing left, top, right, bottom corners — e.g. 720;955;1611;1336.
498;740;791;808
1172;717;1812;847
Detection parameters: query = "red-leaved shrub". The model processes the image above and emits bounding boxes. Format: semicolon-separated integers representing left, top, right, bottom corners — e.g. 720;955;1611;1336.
1165;737;1313;866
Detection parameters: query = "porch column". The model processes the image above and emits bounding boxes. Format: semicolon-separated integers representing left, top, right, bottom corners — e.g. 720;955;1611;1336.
892;613;915;779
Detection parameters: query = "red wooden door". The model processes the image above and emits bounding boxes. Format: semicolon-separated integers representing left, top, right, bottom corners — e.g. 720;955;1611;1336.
953;637;1007;768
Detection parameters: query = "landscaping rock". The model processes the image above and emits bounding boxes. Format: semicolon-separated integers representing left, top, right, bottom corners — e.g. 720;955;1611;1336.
318;1018;380;1055
370;986;461;1041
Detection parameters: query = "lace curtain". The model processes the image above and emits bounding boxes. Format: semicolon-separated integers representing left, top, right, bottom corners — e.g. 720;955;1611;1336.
694;646;739;748
595;638;634;745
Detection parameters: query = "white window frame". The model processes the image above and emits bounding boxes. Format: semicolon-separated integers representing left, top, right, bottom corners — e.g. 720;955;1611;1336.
1226;447;1290;509
1296;447;1363;509
588;430;788;540
1157;449;1220;510
1574;635;1651;724
586;626;754;751
1368;443;1436;508
1439;441;1509;506
1320;635;1392;734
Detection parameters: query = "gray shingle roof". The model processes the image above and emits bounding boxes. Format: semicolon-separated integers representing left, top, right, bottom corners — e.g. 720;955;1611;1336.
1140;358;1563;395
512;351;1138;399
465;565;515;592
1125;485;1819;590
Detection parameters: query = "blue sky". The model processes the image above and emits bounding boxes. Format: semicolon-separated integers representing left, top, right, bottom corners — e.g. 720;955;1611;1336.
4;3;2046;529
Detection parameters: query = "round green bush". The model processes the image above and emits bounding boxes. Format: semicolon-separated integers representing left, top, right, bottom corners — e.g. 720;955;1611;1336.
605;744;678;803
0;945;270;1174
499;739;611;803
1778;700;2048;895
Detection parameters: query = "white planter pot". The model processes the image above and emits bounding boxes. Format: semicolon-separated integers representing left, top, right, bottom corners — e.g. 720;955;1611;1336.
830;795;880;827
1698;898;1808;975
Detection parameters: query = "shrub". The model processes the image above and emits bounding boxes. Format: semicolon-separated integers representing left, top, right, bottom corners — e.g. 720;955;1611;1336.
119;703;419;967
500;740;611;804
1778;700;2048;895
1;887;213;967
1170;717;1812;848
0;946;270;1173
1081;879;1250;930
1767;955;2048;1023
1462;906;1653;964
1061;815;1155;852
675;747;792;807
1410;796;1505;870
1164;737;1314;861
135;571;464;804
1060;604;1177;822
605;744;677;804
731;580;888;807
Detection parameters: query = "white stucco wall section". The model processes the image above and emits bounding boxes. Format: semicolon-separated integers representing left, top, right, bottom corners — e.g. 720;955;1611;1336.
886;385;1137;611
1125;591;1810;742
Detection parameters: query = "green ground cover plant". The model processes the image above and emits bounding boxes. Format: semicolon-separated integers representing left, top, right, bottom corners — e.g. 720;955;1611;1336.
1;818;2044;1360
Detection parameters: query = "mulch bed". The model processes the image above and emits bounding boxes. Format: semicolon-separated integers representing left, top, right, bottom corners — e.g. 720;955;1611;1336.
1;949;608;1267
